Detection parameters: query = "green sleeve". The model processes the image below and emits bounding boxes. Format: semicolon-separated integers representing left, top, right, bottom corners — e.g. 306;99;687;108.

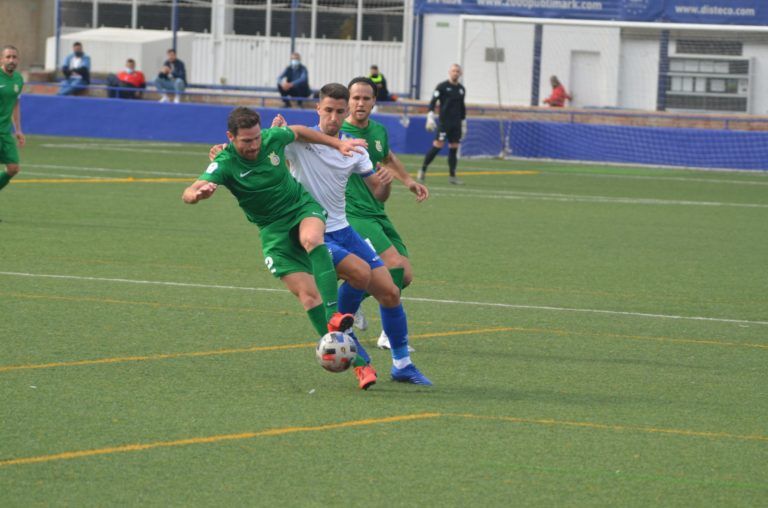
270;126;297;146
198;160;226;184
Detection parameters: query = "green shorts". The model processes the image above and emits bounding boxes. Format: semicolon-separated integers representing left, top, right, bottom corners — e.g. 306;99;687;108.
0;132;19;165
259;201;327;278
347;214;409;258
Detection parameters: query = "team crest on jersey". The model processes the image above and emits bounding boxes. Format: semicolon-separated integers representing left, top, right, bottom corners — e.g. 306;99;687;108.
13;84;19;93
268;151;280;166
375;140;383;153
460;88;464;95
205;162;218;174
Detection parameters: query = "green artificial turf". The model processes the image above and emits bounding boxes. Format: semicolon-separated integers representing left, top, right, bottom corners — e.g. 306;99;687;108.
1;136;766;506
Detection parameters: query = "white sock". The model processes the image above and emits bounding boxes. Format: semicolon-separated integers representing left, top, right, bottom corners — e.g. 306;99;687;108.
393;357;412;369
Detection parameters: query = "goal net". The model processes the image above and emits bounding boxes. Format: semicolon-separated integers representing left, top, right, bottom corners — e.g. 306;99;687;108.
458;16;768;170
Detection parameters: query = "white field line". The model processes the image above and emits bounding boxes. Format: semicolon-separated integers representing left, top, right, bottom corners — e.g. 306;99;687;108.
426;186;768;209
2;271;766;326
538;171;768;187
23;171;95;179
459;161;768;185
25;164;193;177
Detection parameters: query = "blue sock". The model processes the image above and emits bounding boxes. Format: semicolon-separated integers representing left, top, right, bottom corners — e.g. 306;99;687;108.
347;331;370;364
380;304;410;360
338;281;366;315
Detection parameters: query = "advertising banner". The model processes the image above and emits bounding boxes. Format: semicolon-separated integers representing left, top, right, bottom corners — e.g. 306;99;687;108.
414;0;768;26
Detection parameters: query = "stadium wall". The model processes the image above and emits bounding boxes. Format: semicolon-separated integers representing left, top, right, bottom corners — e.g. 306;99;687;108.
21;95;768;171
420;15;768;114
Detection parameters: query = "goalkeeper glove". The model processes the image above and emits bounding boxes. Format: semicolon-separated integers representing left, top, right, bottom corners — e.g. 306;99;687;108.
425;111;437;132
461;119;467;140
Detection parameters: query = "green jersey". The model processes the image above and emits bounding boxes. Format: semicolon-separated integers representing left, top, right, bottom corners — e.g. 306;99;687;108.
341;119;389;219
0;69;23;133
199;126;317;228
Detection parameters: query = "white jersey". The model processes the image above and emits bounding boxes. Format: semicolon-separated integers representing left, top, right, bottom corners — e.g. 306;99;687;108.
285;134;374;232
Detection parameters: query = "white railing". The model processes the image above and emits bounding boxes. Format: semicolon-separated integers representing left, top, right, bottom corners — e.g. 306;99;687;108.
190;34;407;92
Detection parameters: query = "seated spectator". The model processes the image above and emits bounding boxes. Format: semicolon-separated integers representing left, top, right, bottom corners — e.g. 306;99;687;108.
277;52;311;108
106;58;146;99
542;75;572;108
58;42;91;96
155;49;187;103
369;65;396;103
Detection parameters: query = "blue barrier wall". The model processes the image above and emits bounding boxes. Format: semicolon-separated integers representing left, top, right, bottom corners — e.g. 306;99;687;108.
22;94;768;170
23;94;428;150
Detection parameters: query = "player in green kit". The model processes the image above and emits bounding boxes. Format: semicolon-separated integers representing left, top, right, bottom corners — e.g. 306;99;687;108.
182;107;368;359
341;77;429;349
0;46;25;193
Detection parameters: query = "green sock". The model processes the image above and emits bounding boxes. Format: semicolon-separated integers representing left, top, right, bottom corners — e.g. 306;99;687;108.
352;355;367;368
389;267;405;291
306;304;327;336
0;170;12;191
308;244;339;321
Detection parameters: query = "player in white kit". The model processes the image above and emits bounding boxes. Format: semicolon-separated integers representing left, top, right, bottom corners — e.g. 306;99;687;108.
280;83;431;387
209;84;431;388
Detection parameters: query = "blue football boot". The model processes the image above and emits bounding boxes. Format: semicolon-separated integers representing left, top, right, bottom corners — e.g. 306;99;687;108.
391;364;432;386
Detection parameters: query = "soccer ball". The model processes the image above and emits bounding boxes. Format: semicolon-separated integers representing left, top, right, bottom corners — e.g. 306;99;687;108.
316;332;357;373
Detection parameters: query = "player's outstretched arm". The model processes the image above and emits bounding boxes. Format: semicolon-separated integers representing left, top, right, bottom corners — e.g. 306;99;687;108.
364;170;391;202
289;125;367;156
382;151;429;202
182;180;218;204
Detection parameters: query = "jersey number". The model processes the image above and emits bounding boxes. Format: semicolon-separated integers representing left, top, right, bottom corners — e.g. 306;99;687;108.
265;256;277;274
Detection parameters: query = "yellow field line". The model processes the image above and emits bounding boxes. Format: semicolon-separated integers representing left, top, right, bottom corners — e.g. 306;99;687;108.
446;413;768;443
0;413;441;468
12;172;535;184
0;327;514;373
3;410;764;469
13;177;189;184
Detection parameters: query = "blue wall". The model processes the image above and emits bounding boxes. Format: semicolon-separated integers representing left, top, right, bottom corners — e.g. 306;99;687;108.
22;94;768;170
24;94;432;150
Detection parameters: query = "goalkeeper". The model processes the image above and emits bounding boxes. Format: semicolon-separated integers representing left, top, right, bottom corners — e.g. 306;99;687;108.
420;63;467;185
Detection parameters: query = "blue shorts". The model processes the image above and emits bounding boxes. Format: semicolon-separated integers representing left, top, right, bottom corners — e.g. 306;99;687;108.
325;226;384;269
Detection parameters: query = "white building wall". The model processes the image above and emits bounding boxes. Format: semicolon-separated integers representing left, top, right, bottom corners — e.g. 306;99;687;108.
618;34;660;111
540;25;621;108
46;28;194;76
743;41;768;115
461;19;535;106
420;14;461;100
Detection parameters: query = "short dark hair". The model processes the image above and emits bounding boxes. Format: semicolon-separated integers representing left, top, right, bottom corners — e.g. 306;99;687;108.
347;77;377;96
73;42;82;47
126;58;135;64
370;65;379;70
167;48;176;54
319;83;349;101
227;107;261;136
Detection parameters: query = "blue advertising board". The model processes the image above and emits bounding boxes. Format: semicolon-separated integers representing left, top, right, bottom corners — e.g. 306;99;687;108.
414;0;768;26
